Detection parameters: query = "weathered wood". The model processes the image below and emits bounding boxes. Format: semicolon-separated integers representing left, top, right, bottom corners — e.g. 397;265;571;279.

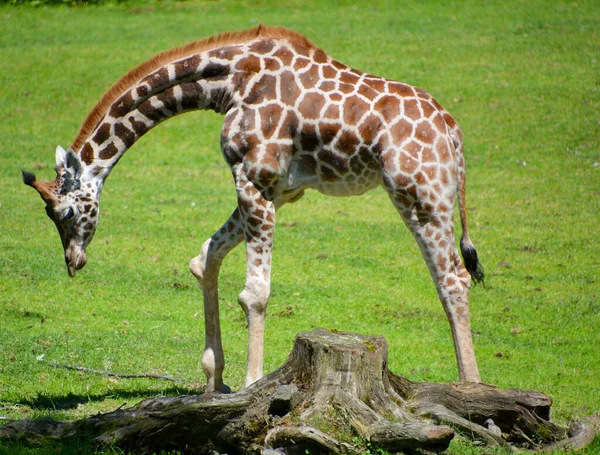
0;329;595;454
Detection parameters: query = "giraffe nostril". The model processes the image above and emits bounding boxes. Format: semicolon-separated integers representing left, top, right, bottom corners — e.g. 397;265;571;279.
76;251;88;270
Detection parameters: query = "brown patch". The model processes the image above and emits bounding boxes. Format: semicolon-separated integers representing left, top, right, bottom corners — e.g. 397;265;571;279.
264;57;281;72
436;255;448;272
420;100;435;118
394;172;412;189
313;49;328;64
99;142;119;160
336;129;360;155
318;148;348;174
249;39;275;55
209;45;244;61
92;123;111;145
273;46;294;66
437;202;450;214
202;62;229;79
358;114;381;145
298;91;326;120
388;83;414;98
436;140;452;164
137;99;164;122
421;146;436;164
374;96;401;124
293;57;311;72
143;67;170;89
339;71;360;85
415;86;431;100
400;152;420;175
114;123;136;149
326;94;341;105
280;71;302;105
109;91;134;118
342;95;369;125
265;142;285;157
259;103;283;139
236;54;262;73
357;83;377;101
403;98;421;120
415;121;435;144
175;55;202;80
257;167;278;187
322;65;337;79
299;124;321;152
439;167;450;186
318;80;336;92
80;143;94;165
423;163;438;180
299;66;319;89
136;85;149;99
290;40;311;57
323;103;340;120
389;118;412;145
338;83;355;94
319;122;341;144
432;112;446;133
155;91;176;113
179;82;201;110
331;60;346;71
245;74;277;104
281;110;298;135
365;78;385;93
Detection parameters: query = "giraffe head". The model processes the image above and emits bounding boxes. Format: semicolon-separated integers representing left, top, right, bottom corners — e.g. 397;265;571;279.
23;146;100;277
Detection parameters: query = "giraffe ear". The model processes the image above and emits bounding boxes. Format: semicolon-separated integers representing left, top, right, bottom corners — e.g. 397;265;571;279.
56;145;67;168
61;149;83;194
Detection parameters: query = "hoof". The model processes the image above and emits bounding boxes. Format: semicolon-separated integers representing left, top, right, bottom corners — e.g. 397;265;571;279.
205;383;232;395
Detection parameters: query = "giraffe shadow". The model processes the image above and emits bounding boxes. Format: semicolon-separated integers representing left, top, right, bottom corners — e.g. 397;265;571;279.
17;386;202;411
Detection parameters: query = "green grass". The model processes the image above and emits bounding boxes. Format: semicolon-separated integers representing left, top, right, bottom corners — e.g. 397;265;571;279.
1;0;599;453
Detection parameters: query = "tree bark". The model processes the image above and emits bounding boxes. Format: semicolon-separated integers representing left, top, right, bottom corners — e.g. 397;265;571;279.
0;329;595;454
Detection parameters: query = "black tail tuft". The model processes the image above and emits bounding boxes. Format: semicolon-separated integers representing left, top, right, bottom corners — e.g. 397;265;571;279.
460;238;485;285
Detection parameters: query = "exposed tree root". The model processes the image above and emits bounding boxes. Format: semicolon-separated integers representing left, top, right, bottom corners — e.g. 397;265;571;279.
0;329;595;454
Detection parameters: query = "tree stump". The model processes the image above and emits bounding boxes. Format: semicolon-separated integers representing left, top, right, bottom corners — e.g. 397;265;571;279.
0;329;595;454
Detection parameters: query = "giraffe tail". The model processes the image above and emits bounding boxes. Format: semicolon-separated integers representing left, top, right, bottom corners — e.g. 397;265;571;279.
453;132;485;285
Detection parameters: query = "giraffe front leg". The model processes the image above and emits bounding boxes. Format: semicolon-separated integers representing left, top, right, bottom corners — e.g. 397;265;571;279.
234;164;275;388
189;209;244;393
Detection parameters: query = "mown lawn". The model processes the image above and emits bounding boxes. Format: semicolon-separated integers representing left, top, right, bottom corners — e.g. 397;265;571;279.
0;0;598;453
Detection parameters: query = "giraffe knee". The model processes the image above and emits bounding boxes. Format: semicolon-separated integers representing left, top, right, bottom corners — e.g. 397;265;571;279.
189;239;212;284
238;281;270;316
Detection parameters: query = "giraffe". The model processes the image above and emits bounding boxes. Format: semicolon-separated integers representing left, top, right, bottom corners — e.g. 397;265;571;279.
23;25;484;393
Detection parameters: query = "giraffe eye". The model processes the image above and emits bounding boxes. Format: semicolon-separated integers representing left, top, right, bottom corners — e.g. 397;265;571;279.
60;207;75;222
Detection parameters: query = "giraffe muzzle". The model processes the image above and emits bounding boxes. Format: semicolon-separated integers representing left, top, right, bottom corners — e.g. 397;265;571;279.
65;246;88;277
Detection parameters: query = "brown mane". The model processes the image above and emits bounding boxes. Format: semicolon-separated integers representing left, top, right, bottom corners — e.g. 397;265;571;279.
70;25;316;152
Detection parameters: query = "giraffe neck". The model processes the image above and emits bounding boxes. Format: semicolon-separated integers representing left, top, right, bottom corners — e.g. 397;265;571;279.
73;52;239;184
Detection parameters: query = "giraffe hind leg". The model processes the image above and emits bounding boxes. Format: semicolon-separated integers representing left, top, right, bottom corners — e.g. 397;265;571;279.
386;188;481;382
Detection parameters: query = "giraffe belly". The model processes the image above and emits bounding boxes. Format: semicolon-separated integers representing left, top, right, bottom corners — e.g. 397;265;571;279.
284;150;383;197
